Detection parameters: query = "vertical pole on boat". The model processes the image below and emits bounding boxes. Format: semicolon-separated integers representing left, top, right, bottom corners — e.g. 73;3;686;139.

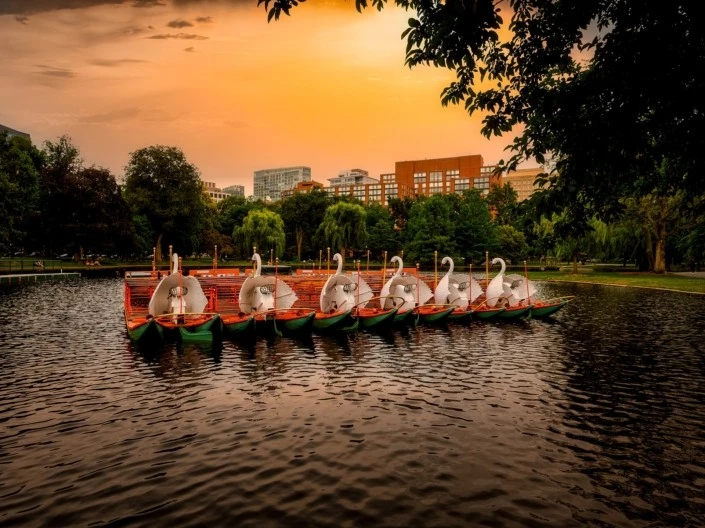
274;257;279;311
179;256;184;314
383;250;387;280
270;248;273;266
416;262;420;307
367;249;370;272
252;246;257;274
485;251;490;296
319;249;322;272
524;260;530;303
356;259;361;308
169;245;173;266
214;245;218;270
434;250;438;291
327;247;330;275
152;247;156;276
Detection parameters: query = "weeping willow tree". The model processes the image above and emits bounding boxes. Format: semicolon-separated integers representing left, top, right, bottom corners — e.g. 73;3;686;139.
234;208;285;260
318;202;367;263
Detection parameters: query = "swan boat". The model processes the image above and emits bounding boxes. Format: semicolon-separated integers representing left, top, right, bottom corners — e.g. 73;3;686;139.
380;256;454;324
239;253;315;336
315;253;362;332
483;257;533;319
434;256;483;323
124;253;222;344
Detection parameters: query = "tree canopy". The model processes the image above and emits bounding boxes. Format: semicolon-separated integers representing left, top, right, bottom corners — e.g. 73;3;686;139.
260;0;705;218
0;132;41;254
234;208;286;259
123;145;207;259
318;202;367;262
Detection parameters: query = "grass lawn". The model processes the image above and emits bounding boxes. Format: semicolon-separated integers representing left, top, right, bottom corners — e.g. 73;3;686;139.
526;268;705;294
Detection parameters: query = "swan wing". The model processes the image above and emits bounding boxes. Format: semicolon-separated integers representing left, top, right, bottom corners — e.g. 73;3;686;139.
352;273;374;307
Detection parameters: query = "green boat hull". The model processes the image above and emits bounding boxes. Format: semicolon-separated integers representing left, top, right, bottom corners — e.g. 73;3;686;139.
313;310;354;333
393;309;414;324
531;301;569;318
128;318;163;344
281;311;315;333
224;315;255;336
471;307;505;320
417;306;456;324
177;315;222;343
496;305;532;319
447;308;473;323
359;308;398;330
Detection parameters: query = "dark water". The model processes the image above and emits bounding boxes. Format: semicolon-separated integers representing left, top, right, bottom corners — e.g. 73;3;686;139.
1;278;704;527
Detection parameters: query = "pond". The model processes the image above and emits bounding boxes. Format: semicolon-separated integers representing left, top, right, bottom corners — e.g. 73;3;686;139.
1;278;704;527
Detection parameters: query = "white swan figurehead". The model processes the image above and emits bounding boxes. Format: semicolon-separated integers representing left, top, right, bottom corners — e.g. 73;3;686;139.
434;256;470;308
380;255;432;311
485;257;507;308
148;252;208;316
320;253;357;313
239;252;297;313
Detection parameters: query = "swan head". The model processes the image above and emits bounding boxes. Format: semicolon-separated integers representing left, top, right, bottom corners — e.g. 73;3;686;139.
491;257;504;266
441;256;453;269
390;255;403;275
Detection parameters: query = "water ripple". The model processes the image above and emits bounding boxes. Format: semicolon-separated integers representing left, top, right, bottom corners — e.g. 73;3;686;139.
1;279;704;527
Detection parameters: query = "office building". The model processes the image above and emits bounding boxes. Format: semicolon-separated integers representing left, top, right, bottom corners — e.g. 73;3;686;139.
222;184;245;197
280;180;325;200
501;166;545;202
395;154;500;197
253;166;311;201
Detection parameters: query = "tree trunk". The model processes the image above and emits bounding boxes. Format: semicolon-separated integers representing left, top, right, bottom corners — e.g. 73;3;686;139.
572;253;578;274
295;227;304;262
155;233;163;263
653;230;667;274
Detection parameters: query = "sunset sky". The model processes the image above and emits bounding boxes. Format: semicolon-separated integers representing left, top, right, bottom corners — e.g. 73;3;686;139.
0;0;516;195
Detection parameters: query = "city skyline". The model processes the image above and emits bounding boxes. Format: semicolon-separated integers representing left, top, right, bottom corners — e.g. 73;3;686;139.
0;0;523;195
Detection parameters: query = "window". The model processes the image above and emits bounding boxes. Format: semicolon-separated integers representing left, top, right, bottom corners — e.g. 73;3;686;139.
413;172;426;184
430;171;443;182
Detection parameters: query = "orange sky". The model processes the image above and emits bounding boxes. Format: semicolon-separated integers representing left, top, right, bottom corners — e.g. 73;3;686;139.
0;0;516;195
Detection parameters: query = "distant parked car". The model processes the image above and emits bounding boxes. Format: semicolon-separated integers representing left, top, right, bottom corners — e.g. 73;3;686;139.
59;253;71;260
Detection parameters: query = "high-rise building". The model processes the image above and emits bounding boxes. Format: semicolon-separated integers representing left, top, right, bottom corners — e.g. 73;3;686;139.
253;166;311;201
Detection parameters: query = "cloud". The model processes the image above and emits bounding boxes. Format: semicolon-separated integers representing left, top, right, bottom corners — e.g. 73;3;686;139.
88;58;148;66
35;65;77;78
79;107;141;123
132;0;165;6
147;33;209;40
0;0;248;15
167;19;194;28
195;16;213;23
184;46;196;52
0;1;124;16
15;15;29;24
